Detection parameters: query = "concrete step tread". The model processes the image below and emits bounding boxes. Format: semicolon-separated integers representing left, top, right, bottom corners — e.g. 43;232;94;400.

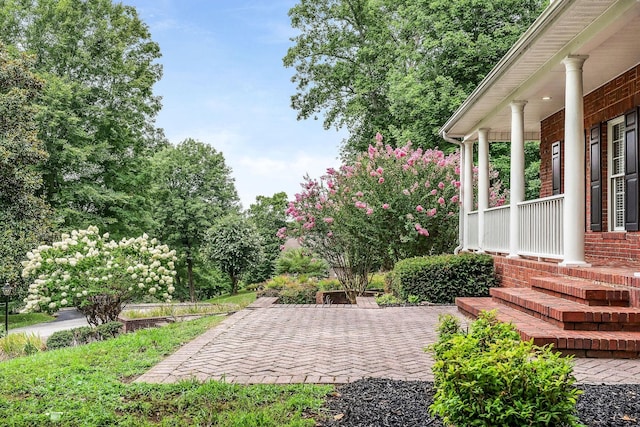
457;297;640;354
490;287;640;323
530;276;629;302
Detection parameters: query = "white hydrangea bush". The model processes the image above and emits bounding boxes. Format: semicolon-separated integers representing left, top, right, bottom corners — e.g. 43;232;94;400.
21;226;177;315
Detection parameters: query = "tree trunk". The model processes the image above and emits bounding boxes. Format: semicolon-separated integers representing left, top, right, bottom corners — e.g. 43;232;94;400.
77;294;122;327
187;253;195;302
231;276;239;295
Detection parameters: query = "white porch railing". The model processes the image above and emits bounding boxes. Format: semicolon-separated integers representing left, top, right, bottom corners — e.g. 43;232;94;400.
483;205;510;252
465;195;564;259
517;194;564;258
467;211;479;250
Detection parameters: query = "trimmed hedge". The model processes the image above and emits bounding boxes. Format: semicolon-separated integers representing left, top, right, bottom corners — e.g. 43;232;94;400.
46;321;123;350
391;253;495;304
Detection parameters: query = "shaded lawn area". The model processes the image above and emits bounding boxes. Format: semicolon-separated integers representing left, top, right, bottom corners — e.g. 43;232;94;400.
6;312;55;329
207;291;257;307
0;316;332;426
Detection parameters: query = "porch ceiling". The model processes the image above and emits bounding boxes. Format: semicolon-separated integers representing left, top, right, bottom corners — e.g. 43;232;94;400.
441;0;640;143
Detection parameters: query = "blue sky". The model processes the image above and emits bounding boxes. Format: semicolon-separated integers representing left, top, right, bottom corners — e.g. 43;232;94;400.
123;0;345;209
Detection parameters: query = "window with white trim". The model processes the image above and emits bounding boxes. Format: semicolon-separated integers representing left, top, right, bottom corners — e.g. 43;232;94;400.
608;116;625;231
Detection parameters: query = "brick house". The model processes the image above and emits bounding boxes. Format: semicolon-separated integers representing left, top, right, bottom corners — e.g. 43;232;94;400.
439;0;640;357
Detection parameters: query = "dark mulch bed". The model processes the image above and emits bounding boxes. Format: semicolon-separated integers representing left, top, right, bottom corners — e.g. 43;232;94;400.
321;378;640;427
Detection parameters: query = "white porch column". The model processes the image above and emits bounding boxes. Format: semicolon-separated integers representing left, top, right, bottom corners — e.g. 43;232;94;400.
508;101;527;258
560;55;590;266
463;139;474;250
477;128;490;252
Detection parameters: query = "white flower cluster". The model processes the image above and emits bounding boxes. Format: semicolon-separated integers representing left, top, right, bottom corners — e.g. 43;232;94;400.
21;227;178;314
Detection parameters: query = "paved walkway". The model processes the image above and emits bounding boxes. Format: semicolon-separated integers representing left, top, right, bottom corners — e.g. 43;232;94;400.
135;299;640;385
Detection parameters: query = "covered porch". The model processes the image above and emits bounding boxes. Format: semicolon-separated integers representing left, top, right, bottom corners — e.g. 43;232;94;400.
441;0;640;267
439;0;640;358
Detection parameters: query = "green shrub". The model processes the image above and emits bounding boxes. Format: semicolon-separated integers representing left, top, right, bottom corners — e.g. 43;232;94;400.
429;311;583;427
73;326;96;345
275;249;329;278
375;293;403;305
317;278;341;291
47;322;124;350
46;330;74;350
277;282;318;304
391;253;495;304
258;275;337;304
96;321;123;339
368;273;386;290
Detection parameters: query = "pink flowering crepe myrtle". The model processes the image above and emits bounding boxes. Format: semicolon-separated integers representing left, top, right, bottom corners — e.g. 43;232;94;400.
281;133;509;280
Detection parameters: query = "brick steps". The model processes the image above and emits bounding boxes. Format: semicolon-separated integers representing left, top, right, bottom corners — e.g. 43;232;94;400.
530;276;630;306
456;261;640;358
489;287;640;331
457;297;640;358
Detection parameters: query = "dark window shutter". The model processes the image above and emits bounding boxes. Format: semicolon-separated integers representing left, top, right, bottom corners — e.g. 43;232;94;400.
589;125;602;231
552;141;561;195
625;108;639;231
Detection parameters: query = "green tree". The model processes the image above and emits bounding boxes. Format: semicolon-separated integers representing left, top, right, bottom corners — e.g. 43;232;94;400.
0;0;164;237
0;46;51;297
284;0;396;154
285;0;546;155
489;141;541;200
245;192;288;284
148;139;239;302
203;215;263;295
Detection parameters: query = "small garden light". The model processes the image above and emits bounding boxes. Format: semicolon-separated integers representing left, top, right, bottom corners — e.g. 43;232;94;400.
2;282;11;335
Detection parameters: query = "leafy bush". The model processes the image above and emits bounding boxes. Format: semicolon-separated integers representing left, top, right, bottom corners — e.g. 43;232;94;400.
258;275;319;304
258;275;343;304
21;226;177;326
368;273;386;290
317;278;341;291
47;322;123;350
96;321;123;339
375;293;403;305
430;311;583;427
275;249;329;278
46;330;74;350
391;253;495;304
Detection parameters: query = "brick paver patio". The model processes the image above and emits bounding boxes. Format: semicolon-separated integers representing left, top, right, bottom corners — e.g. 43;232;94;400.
135;298;640;385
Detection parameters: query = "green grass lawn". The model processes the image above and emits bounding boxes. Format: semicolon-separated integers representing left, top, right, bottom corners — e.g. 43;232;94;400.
207;290;257;307
0;316;332;426
6;312;54;329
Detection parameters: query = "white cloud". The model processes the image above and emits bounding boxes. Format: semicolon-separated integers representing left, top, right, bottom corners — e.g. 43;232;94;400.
233;151;339;209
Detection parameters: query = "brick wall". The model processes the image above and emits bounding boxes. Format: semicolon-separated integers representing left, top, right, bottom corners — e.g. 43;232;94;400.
539;63;640;263
585;232;640;264
540;110;564;198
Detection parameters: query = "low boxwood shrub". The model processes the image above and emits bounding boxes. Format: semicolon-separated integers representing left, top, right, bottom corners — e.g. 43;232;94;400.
46;330;74;349
96;321;123;339
429;311;583;427
47;322;123;350
391;253;495;303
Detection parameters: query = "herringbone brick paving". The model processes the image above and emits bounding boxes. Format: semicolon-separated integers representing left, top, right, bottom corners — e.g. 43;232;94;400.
135;299;640;385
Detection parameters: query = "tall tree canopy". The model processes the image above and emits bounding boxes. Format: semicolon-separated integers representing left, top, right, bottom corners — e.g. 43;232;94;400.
285;0;546;155
0;46;51;291
203;215;263;295
148;138;239;301
245;192;289;284
0;0;164;237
